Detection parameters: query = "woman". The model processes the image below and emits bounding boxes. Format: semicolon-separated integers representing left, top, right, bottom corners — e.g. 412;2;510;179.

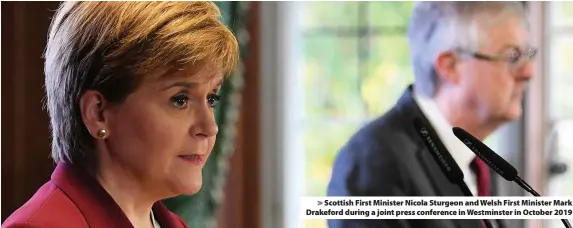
3;2;238;228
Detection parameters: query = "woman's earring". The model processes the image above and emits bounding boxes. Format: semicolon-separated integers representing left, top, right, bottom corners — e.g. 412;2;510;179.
97;129;108;139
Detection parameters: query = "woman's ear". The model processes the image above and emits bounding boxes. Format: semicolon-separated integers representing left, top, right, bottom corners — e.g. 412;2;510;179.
433;50;461;85
79;90;109;139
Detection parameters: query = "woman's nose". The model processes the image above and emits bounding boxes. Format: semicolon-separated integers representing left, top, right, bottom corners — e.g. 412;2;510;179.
190;107;219;138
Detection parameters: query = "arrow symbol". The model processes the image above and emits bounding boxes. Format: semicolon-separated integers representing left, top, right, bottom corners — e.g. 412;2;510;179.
318;201;323;206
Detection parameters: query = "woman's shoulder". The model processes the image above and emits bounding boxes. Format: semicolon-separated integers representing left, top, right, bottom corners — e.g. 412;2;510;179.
169;212;189;228
2;181;88;228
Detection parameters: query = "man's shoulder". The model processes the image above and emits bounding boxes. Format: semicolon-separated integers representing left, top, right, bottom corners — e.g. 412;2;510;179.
345;106;414;153
3;181;88;228
328;103;424;196
362;107;407;134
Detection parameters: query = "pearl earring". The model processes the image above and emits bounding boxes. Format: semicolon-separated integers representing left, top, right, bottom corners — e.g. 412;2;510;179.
97;129;108;139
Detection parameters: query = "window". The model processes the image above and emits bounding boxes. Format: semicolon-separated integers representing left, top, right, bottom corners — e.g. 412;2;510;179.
546;1;573;196
546;0;573;213
300;3;415;227
299;1;509;191
301;2;415;199
543;2;573;228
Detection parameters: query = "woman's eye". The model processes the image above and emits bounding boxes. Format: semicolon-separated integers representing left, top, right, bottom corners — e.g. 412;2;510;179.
207;94;220;108
171;95;189;109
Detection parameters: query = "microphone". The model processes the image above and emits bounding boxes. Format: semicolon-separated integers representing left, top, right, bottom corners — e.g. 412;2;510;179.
413;118;494;228
453;127;572;228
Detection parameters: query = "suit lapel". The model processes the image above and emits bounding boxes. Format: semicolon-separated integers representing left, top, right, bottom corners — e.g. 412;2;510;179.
395;85;469;197
415;146;466;197
394;85;480;228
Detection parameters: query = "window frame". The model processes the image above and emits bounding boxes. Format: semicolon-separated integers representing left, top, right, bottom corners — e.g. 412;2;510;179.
529;2;573;228
260;2;305;228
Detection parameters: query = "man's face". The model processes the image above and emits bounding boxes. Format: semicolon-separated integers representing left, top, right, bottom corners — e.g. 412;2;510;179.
457;17;534;123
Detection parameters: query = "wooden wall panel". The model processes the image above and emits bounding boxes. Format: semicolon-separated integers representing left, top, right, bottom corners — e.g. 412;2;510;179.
215;2;261;228
1;1;61;222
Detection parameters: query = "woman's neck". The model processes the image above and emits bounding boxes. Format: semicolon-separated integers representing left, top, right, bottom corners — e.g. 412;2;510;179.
95;158;157;228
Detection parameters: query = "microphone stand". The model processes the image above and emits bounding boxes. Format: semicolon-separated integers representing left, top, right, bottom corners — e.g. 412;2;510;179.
455;181;494;228
514;176;572;228
514;176;540;196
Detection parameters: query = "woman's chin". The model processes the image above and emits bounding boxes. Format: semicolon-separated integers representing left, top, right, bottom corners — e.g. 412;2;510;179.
178;176;203;195
164;169;205;196
181;185;202;196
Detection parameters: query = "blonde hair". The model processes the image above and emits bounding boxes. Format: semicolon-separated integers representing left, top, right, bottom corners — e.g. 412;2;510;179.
45;2;239;163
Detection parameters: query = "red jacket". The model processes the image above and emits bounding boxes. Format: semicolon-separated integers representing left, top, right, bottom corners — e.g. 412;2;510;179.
3;162;188;228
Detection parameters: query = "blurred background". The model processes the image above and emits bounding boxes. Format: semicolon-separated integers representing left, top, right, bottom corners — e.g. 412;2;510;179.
2;1;572;228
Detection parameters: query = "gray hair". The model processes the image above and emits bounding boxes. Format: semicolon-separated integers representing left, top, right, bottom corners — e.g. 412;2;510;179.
407;2;528;97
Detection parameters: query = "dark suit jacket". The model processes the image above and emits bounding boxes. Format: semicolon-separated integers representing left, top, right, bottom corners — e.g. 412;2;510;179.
327;85;501;228
3;162;188;228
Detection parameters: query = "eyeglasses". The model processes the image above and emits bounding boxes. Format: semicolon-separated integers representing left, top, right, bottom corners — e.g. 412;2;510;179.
455;47;537;74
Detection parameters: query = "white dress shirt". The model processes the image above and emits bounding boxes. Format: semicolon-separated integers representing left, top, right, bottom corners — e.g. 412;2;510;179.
413;91;478;196
151;211;161;228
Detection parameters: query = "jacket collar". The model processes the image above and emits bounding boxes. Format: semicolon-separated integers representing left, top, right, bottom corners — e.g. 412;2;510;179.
51;162;183;228
394;85;469;196
393;85;472;228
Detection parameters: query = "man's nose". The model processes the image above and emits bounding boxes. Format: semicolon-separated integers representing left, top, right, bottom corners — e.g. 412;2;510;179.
513;60;534;81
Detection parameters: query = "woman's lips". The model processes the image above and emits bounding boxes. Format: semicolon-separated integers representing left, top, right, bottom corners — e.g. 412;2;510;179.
178;154;205;165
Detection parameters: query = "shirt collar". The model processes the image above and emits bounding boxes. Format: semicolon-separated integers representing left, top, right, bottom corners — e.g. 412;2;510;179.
412;91;475;169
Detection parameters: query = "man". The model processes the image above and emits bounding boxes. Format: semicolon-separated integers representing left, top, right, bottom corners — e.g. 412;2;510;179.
327;2;535;228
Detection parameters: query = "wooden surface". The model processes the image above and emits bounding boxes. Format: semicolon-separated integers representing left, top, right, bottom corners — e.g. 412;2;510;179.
1;1;61;222
215;2;261;228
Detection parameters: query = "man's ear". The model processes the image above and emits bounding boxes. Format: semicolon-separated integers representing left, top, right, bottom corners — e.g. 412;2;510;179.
79;90;109;139
433;51;461;85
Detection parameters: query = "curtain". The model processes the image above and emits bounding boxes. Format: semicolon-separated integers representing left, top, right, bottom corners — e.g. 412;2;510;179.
162;2;250;228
